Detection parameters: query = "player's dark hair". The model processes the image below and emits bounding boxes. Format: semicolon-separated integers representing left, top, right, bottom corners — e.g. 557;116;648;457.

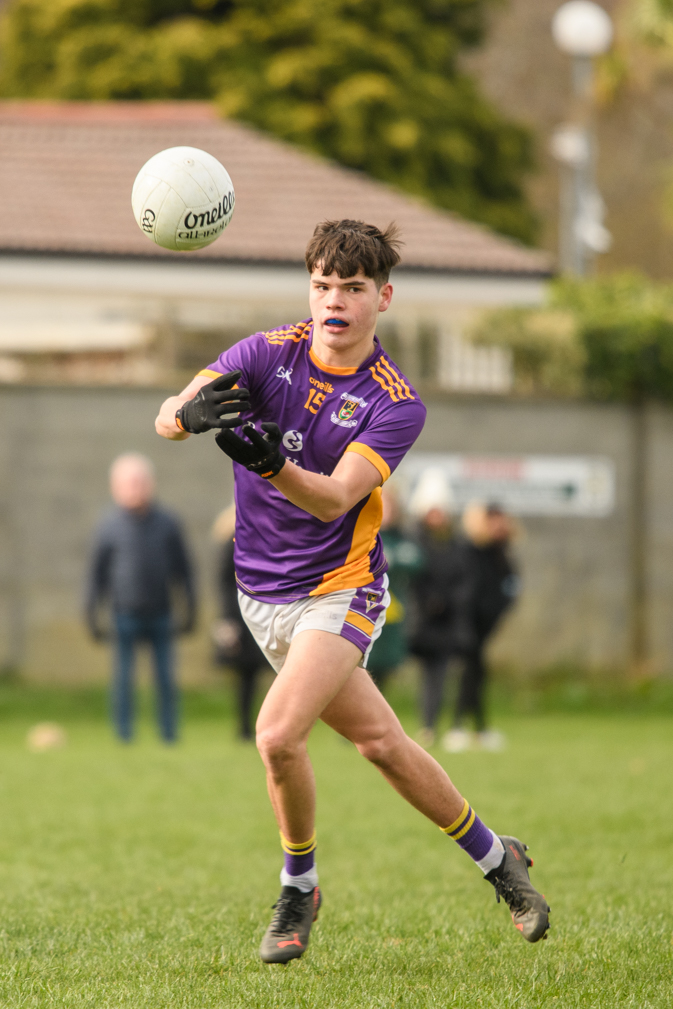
305;220;402;287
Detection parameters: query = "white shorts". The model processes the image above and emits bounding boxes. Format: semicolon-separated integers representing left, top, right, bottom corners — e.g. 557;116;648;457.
238;574;390;674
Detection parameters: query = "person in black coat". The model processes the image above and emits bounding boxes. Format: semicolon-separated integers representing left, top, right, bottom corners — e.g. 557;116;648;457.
406;469;457;748
443;503;519;752
85;453;195;743
211;506;267;740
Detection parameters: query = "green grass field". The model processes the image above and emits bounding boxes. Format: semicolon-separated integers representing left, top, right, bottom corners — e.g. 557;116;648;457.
0;685;670;1007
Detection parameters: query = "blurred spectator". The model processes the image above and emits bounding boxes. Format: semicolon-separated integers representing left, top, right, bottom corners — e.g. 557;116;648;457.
212;505;267;740
367;485;423;692
85;453;195;743
442;503;520;754
407;469;456;748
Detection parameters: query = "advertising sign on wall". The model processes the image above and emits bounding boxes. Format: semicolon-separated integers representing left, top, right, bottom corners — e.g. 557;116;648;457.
399;454;616;517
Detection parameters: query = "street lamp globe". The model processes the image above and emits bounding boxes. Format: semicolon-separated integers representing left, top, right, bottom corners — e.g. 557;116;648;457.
552;1;613;57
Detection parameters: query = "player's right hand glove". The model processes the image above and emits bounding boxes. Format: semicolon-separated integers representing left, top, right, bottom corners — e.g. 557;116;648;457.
175;370;250;434
215;422;286;479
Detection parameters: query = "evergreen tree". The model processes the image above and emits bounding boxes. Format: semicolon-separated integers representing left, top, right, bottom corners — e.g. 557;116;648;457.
0;0;537;242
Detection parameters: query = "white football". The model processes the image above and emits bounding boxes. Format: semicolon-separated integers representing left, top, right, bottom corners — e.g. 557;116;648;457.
131;146;235;251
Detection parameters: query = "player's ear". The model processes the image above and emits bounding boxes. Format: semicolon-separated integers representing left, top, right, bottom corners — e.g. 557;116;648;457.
377;283;393;312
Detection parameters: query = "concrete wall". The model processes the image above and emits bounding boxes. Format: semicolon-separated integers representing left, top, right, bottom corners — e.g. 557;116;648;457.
0;386;670;682
0;386;235;684
419;396;638;671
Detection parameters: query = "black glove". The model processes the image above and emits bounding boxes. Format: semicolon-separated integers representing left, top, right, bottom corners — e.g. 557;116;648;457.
175;370;250;434
215;422;286;479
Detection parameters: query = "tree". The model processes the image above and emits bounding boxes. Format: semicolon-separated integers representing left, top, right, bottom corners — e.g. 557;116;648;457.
0;0;538;242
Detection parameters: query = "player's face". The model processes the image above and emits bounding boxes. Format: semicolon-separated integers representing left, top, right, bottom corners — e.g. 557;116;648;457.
309;269;393;361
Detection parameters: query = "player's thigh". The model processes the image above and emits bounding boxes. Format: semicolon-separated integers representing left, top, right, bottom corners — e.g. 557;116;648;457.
256;629;363;744
320;665;405;748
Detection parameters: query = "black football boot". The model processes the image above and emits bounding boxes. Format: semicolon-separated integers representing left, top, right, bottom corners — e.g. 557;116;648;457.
485;836;550;942
259;885;322;964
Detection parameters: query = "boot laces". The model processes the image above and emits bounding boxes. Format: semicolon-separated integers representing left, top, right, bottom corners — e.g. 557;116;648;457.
268;892;308;936
492;872;527;912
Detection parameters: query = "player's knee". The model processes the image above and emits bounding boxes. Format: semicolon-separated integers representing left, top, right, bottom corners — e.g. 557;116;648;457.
256;726;302;769
356;725;402;767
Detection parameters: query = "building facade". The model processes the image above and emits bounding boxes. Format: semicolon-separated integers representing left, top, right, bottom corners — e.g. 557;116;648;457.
0;102;551;391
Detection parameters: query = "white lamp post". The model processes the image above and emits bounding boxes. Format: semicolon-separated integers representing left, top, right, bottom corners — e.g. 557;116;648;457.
551;2;613;275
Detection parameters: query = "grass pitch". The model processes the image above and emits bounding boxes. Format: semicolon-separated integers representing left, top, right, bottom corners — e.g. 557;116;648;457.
0;686;670;1007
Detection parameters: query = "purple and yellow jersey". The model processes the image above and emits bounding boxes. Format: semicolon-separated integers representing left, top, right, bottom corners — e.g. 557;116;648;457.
200;319;426;603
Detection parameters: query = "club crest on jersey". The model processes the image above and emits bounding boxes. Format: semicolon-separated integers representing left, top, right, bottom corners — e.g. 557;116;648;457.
331;392;368;428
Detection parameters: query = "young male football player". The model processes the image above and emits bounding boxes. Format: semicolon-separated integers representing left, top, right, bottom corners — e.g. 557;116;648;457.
156;220;550;963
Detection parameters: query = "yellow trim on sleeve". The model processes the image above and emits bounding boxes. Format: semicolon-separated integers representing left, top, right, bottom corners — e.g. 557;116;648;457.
346;443;391;483
197;368;224;379
440;799;470;835
344;610;375;637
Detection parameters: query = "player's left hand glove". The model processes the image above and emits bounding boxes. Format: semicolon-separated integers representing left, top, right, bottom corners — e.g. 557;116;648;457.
215;423;286;479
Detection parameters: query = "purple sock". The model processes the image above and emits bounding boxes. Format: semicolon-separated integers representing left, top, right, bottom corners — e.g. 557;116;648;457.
440;800;504;873
281;832;316;876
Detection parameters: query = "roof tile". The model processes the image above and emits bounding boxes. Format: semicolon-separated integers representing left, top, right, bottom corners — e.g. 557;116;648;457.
0;101;552;275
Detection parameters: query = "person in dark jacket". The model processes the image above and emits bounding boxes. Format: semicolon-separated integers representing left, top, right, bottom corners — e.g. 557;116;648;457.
85;453;195;743
211;505;267;740
407;468;457;748
443;502;519;753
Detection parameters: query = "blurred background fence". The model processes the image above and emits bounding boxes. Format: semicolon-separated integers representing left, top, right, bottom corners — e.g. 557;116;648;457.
1;385;673;682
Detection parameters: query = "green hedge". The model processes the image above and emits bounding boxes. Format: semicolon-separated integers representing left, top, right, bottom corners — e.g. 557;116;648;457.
473;273;673;401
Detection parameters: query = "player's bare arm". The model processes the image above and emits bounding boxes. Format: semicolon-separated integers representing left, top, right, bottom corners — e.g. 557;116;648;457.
270;450;382;522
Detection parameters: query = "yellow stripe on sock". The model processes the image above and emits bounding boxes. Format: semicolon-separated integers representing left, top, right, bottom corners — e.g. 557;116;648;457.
440;799;470;835
280;831;316;854
450;807;476;840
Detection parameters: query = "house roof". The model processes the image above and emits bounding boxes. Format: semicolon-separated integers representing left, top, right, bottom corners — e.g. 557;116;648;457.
0;101;552;276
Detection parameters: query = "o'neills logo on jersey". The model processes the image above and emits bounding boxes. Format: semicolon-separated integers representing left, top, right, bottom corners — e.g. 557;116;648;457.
178;191;235;239
331;392;368;428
